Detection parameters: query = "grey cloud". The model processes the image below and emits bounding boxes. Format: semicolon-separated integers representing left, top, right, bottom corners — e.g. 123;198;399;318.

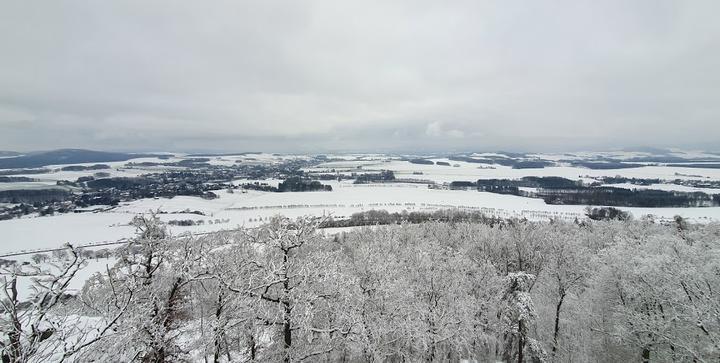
1;0;719;152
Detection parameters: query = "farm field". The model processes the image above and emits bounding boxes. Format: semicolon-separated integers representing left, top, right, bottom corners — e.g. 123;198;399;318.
308;158;720;183
3;180;720;255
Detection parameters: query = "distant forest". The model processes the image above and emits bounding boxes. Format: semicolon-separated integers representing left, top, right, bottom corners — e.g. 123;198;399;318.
451;176;720;208
0;149;163;169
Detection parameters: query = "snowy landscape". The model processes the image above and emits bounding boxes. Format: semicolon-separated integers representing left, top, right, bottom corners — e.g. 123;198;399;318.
2;148;720;256
3;1;720;362
0;150;720;361
3;148;719;362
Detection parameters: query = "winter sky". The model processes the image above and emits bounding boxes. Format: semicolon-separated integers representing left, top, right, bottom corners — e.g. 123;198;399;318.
1;1;719;153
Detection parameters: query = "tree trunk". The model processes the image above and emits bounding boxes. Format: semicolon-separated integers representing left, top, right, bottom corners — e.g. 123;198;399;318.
248;333;256;361
7;277;22;363
152;277;183;363
518;320;525;363
283;301;292;363
427;318;436;362
282;249;292;363
213;338;221;363
213;292;223;363
642;346;650;362
224;336;232;362
552;292;566;355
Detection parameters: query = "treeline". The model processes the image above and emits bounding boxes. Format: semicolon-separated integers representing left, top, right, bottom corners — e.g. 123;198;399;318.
239;182;278;192
406;158;455;166
568;161;644;169
585;206;632;221
3;215;719;362
447;155;657;170
86;177;152;189
0;176;37;183
477;176;581;190
59;164;110;171
167;218;230;226
541;187;719;207
323;207;625;229
596;176;661;185
0;188;72;203
321;209;505;228
278;177;332;192
667;163;720;169
456;177;720;208
353;170;395;184
595;176;720;190
408;158;435;165
449;176;580;193
0;168;51;176
448;155;553;169
0;149;160;169
240;177;333;192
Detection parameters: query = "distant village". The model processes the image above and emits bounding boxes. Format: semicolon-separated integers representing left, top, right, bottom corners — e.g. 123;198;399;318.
0;158;334;220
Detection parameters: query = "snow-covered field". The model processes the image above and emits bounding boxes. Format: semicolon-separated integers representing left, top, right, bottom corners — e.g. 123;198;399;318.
10;255;117;301
7;153;301;184
309;159;720;184
1;213;137;254
4;180;720;255
2;151;720;256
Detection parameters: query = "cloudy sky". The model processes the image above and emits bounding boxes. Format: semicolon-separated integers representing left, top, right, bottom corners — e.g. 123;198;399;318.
1;1;719;153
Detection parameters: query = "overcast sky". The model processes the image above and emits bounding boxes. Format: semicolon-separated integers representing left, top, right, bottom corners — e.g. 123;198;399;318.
1;1;719;153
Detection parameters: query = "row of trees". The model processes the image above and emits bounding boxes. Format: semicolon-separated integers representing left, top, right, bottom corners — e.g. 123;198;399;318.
321;209;506;228
468;177;720;208
2;213;719;362
540;187;719;208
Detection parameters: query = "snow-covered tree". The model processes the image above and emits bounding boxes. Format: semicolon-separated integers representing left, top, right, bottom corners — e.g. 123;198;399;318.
6;211;719;362
1;244;127;362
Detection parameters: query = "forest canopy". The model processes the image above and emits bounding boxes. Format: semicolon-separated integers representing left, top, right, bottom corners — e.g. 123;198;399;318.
2;214;719;362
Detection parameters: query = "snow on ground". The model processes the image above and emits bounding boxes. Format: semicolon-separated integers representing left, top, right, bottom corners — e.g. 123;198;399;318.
3;153;720;256
12;162;166;183
562;151;654;160
4;182;720;255
5;153;295;182
667;149;720;159
538;149;720;161
10;254;118;301
1;213;136;254
4;154;720;300
40;156;184;170
312;160;720;184
309;160;388;170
